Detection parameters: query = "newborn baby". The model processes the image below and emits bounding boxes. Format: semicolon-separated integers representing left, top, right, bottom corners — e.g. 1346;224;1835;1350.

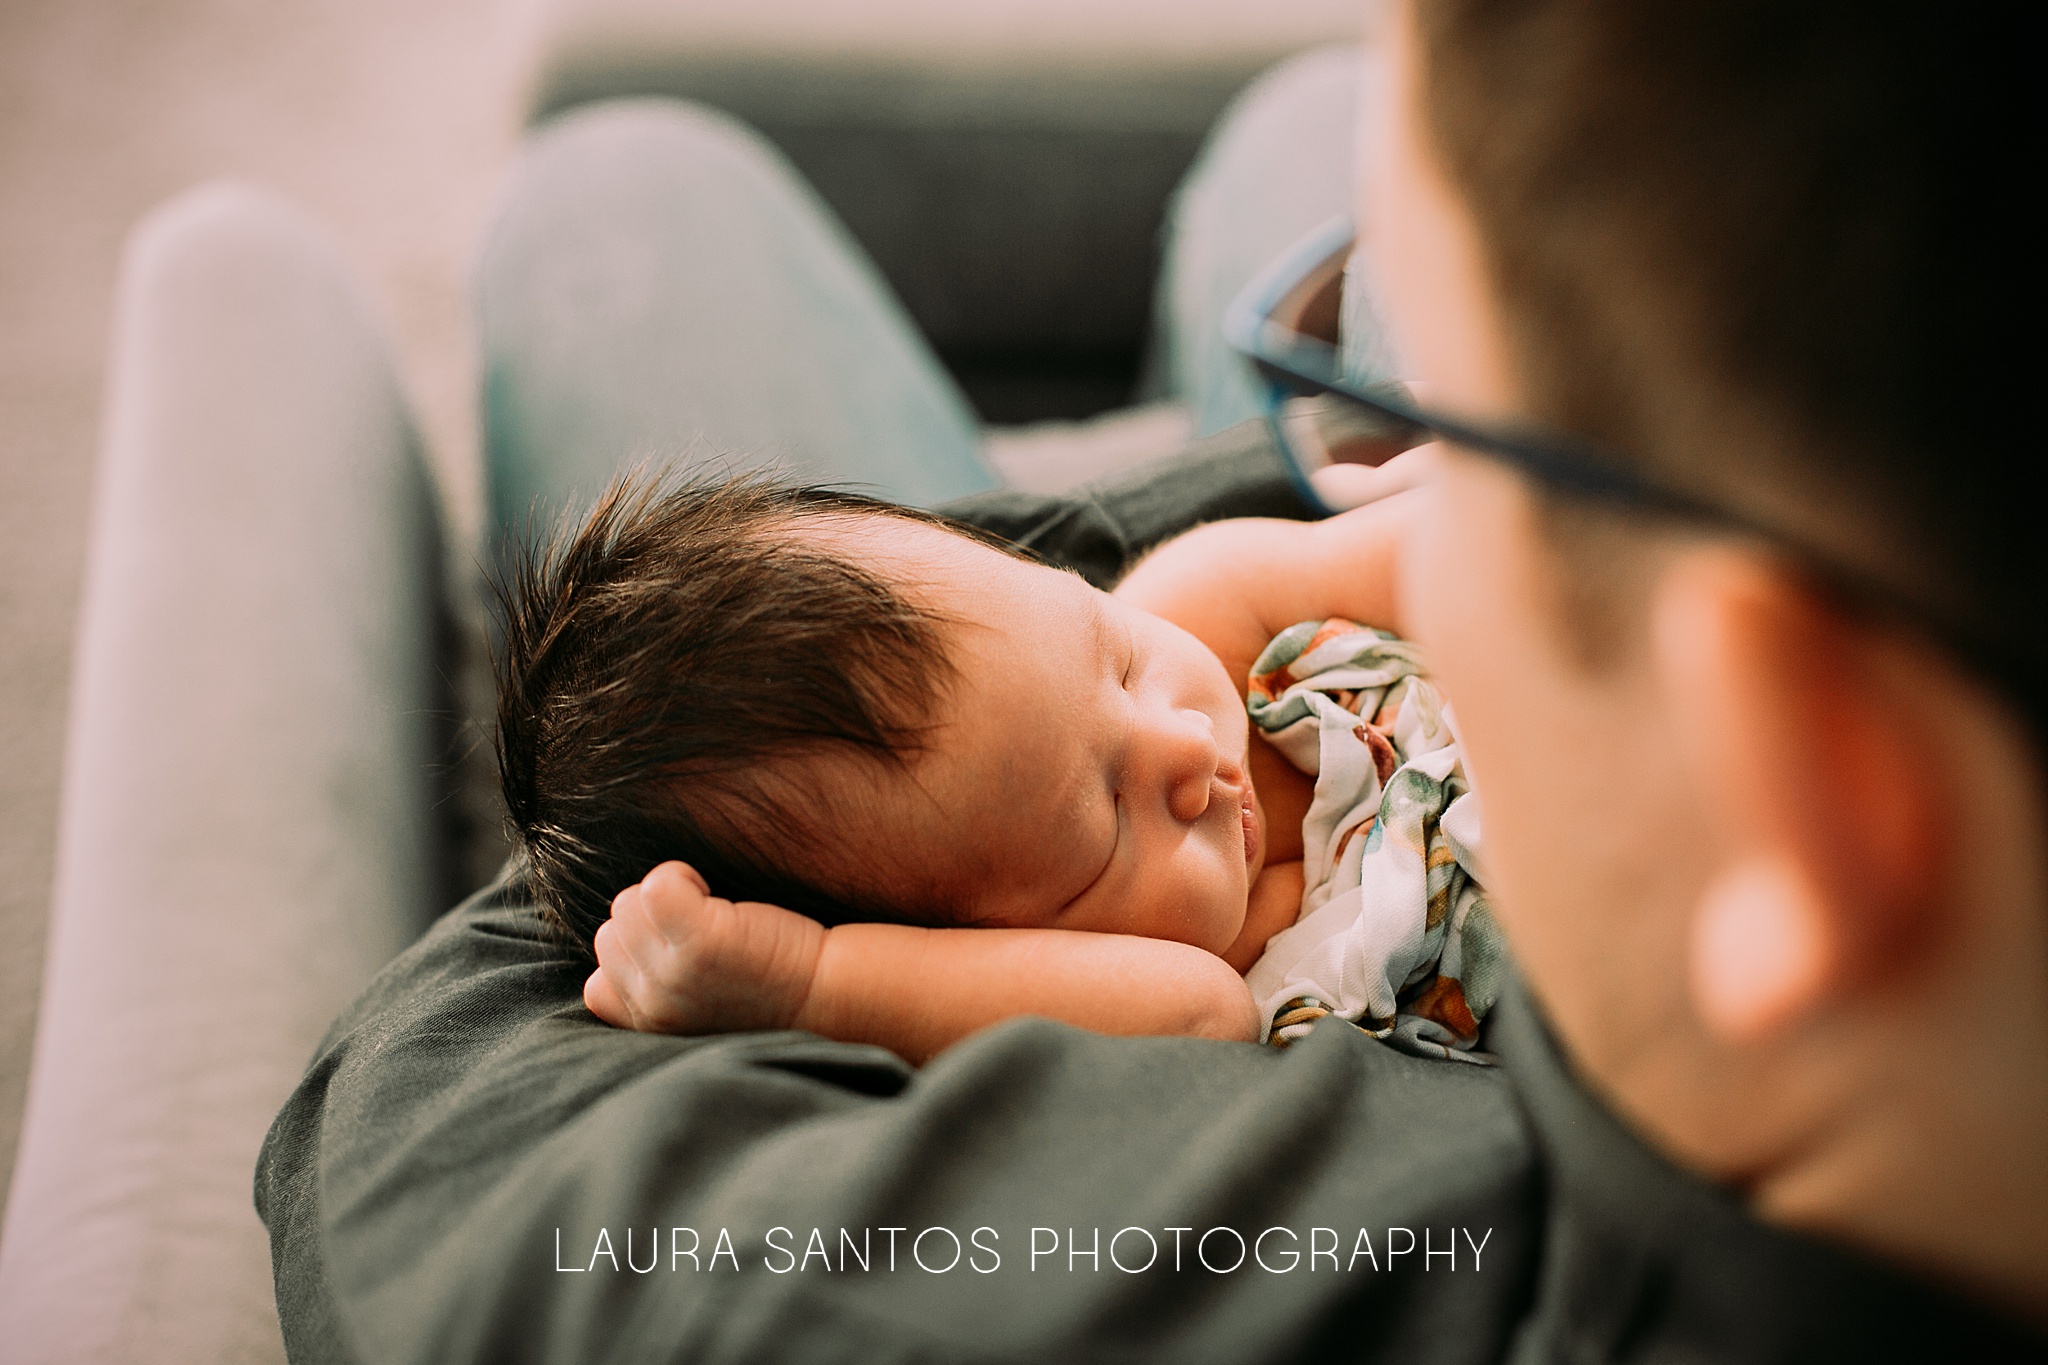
494;472;1497;1064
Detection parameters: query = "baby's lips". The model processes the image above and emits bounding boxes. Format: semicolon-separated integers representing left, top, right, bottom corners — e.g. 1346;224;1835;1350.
1239;781;1263;869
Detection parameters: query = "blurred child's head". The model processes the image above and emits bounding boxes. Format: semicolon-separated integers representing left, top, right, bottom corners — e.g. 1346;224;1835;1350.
495;474;1263;956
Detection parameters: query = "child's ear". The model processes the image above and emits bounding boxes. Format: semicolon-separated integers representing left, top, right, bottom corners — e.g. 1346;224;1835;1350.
1652;549;1943;1042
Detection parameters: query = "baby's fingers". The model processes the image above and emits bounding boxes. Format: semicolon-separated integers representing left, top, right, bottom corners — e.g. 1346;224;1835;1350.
583;960;636;1029
637;861;713;933
588;917;659;1027
591;875;726;1035
1312;442;1439;511
596;890;665;974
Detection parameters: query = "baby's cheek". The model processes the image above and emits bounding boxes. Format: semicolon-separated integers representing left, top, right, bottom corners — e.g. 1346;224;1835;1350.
1177;860;1248;956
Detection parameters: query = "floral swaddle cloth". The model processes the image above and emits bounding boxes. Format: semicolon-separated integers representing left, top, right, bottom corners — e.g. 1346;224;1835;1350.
1242;619;1508;1063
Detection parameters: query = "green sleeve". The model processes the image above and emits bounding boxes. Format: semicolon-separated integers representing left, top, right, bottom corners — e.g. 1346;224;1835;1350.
939;417;1317;588
258;885;1539;1364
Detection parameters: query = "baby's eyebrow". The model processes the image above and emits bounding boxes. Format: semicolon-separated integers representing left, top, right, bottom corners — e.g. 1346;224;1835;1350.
1084;592;1125;681
1081;594;1136;789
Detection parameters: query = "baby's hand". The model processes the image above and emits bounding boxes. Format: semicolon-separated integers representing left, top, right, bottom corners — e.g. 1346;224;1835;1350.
1309;440;1439;511
584;861;827;1036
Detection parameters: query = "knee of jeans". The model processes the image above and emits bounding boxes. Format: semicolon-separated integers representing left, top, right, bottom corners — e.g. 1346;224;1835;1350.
105;181;426;563
1221;44;1369;146
120;180;357;319
513;97;800;215
1173;44;1368;215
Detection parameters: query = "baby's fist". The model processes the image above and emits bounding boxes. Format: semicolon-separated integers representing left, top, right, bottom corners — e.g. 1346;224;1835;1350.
584;861;826;1036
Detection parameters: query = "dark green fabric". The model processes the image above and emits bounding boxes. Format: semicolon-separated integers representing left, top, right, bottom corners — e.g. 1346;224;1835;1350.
258;431;2045;1363
940;417;1315;589
260;882;1540;1364
1482;989;2045;1362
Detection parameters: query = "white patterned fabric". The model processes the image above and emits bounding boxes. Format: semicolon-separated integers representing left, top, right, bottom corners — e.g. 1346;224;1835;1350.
1242;620;1507;1061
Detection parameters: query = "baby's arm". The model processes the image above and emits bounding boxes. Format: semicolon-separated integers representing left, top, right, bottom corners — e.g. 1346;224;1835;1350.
585;862;1260;1064
1112;465;1426;691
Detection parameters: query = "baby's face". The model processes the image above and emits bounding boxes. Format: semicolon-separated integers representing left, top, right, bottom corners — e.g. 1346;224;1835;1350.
809;518;1265;956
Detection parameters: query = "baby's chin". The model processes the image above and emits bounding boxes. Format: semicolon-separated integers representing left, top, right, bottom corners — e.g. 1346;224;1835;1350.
1191;888;1255;962
1201;864;1259;958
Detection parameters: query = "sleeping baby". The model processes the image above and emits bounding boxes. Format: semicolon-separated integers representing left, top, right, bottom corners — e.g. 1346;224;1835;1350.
493;472;1504;1065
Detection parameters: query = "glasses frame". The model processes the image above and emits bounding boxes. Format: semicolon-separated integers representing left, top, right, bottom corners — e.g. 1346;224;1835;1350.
1222;215;2036;719
1225;216;1773;530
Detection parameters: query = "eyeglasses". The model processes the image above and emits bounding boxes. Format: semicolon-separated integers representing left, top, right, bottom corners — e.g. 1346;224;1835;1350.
1222;215;2040;724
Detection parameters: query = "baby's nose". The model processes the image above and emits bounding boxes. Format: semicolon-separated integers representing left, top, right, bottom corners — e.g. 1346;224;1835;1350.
1162;708;1220;824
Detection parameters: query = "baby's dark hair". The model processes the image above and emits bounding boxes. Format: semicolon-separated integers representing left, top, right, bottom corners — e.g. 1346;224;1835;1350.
492;471;1002;947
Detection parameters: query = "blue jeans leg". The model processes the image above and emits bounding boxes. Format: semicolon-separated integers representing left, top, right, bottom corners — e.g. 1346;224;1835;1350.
1154;45;1387;437
477;99;995;550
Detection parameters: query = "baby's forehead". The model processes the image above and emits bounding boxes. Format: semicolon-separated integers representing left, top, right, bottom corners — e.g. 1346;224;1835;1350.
789;510;1108;658
786;517;1118;918
784;508;1018;579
